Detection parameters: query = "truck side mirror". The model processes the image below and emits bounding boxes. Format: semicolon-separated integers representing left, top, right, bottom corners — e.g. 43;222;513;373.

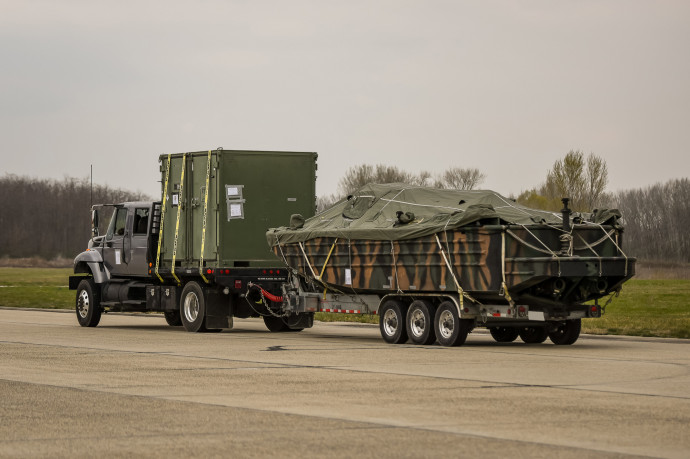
91;209;99;236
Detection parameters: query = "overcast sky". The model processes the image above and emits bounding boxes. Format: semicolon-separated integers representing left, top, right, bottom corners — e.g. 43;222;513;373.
1;0;688;200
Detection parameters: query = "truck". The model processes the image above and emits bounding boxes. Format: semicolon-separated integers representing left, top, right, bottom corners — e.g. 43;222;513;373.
71;149;634;346
69;149;318;333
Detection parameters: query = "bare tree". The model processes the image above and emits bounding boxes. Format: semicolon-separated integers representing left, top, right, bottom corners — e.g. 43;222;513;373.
337;164;414;196
436;167;486;190
613;178;690;263
0;174;150;259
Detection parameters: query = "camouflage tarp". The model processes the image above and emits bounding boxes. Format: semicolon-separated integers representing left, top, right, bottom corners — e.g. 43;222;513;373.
267;183;571;245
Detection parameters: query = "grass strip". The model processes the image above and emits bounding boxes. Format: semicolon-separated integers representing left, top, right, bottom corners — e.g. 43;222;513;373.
1;268;688;339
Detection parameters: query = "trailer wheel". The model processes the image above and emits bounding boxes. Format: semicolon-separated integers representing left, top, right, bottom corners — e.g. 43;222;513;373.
180;281;208;333
519;326;548;344
434;301;472;347
164;310;182;327
548;319;581;345
76;278;102;327
379;299;408;344
406;300;437;345
489;327;519;343
263;315;289;332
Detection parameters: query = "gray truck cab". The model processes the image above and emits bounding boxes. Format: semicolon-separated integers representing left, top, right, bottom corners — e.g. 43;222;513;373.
74;202;159;282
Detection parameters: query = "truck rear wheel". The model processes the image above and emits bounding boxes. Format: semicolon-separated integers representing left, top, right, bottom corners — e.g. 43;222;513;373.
76;278;102;327
549;319;581;345
406;300;437;345
489;327;519;343
164;310;182;327
263;315;289;332
519;326;548;344
434;301;472;347
379;299;408;344
180;281;208;333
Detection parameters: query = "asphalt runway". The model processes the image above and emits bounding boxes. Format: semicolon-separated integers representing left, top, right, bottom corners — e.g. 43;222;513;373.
0;308;688;458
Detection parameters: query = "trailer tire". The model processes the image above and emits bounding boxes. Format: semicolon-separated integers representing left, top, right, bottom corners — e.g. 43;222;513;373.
180;281;208;333
549;319;581;345
379;299;408;344
164;310;182;327
489;327;519;343
76;278;102;327
519;326;548;344
263;315;289;332
434;301;472;347
406;300;437;345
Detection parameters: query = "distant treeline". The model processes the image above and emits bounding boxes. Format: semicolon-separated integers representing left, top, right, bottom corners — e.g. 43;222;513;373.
0;174;688;264
0;175;150;259
612;178;690;264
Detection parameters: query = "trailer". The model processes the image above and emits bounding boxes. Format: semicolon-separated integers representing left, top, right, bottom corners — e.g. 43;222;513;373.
69;149;318;332
266;183;636;346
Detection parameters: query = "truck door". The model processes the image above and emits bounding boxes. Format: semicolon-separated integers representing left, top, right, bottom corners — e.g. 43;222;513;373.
103;206;128;277
127;207;150;277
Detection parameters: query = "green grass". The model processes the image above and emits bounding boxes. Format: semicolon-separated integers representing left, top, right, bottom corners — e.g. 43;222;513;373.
582;279;690;339
0;267;74;309
1;267;688;339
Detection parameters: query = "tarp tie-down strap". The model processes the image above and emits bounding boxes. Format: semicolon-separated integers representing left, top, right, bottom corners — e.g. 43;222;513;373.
576;232;603;276
155;154;171;283
199;150;212;284
390;241;403;294
514;225;561;277
595;223;629;276
299;242;318;280
319;238;338;298
171;153;186;286
500;230;515;307
434;233;478;308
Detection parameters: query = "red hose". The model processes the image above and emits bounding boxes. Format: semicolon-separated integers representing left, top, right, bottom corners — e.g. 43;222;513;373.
255;285;283;303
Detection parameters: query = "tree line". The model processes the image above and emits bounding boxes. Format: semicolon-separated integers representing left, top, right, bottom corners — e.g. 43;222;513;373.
1;152;688;264
0;175;149;259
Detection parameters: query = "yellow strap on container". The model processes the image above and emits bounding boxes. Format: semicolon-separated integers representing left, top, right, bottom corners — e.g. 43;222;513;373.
200;150;212;283
171;153;186;286
155;155;171;283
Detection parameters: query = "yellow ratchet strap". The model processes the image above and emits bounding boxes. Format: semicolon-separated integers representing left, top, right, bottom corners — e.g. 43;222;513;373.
171;153;186;286
200;150;212;283
319;238;338;298
155;154;171;283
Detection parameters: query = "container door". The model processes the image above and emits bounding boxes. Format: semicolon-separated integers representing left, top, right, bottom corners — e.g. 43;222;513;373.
189;152;218;267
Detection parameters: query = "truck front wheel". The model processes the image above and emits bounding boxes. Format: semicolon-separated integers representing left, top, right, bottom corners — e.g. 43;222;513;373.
76;278;102;327
180;281;208;333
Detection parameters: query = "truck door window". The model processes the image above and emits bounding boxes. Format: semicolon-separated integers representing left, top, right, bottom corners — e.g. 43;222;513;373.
106;208;128;239
133;208;149;234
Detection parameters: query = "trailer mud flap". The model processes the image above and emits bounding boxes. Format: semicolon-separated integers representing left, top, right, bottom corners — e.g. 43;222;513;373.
205;288;231;329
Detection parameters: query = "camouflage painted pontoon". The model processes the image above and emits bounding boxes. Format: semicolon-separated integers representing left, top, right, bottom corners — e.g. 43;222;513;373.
267;183;634;346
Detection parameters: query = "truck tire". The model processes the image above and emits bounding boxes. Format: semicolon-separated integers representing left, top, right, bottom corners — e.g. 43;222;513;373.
263;315;289;332
549;319;581;345
180;281;208;333
379;299;408;344
489;327;519;343
434;301;472;347
519;326;548;344
76;278;102;327
406;300;437;345
164;310;182;327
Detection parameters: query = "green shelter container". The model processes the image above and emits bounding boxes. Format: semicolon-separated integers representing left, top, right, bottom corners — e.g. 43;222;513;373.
157;149;317;270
